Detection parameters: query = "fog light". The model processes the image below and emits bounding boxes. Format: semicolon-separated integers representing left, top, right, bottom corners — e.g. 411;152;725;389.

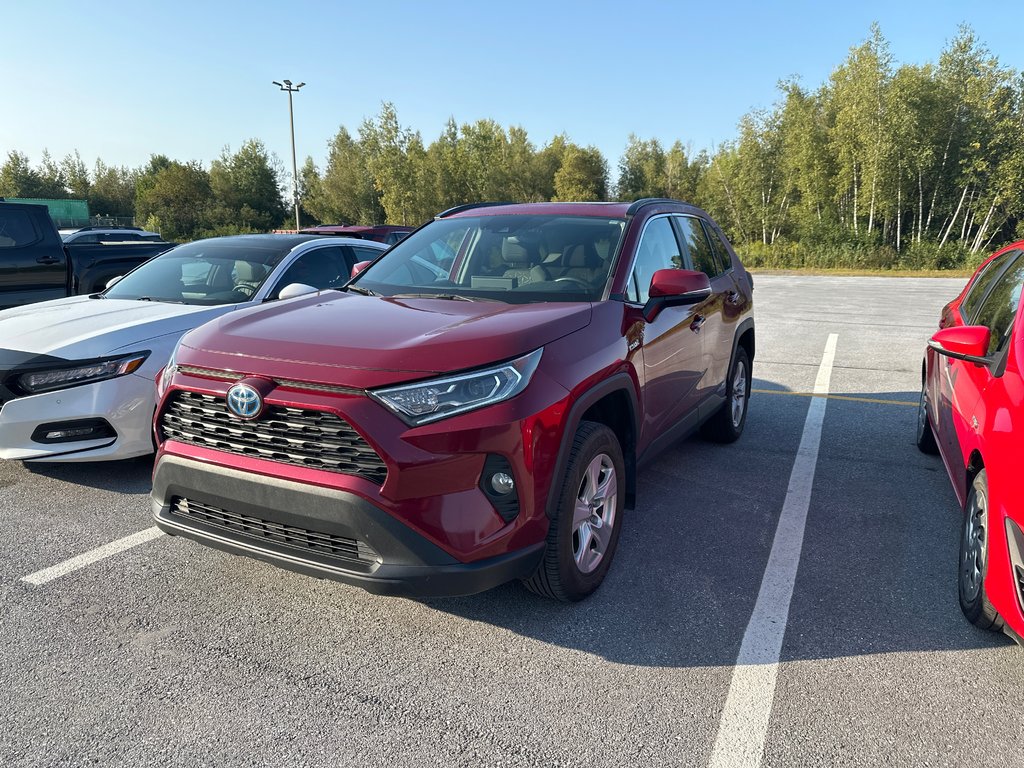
46;427;96;440
490;472;515;495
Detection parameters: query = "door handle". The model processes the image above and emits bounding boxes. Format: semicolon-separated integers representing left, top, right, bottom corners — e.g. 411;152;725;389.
691;314;706;332
725;290;739;304
36;257;61;265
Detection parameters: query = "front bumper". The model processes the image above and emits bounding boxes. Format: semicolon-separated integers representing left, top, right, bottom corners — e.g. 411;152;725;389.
152;454;545;597
0;373;155;462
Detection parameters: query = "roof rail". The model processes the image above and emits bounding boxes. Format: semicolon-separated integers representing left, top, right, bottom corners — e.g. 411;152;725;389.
435;201;516;219
625;198;684;216
74;224;145;232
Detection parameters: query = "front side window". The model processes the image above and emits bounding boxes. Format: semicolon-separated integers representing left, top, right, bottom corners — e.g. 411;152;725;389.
961;249;1021;323
353;214;625;303
626;217;684;303
972;253;1024;356
269;246;352;299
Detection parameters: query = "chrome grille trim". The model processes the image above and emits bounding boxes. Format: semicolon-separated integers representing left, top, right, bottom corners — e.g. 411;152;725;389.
160;391;387;484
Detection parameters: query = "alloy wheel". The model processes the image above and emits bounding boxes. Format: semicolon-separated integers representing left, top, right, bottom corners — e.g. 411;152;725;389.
961;485;987;603
731;359;748;428
571;453;618;574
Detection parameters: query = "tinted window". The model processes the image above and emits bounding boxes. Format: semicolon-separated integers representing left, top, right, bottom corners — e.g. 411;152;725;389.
961;249;1020;322
627;217;684;303
270;246;351;299
973;253;1024;356
351;246;383;264
0;208;40;248
675;216;722;277
702;221;733;273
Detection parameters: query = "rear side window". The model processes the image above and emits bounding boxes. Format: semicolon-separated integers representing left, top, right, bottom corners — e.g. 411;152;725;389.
702;221;733;273
675;216;724;278
627;217;684;303
0;208;41;248
961;248;1020;322
972;253;1024;356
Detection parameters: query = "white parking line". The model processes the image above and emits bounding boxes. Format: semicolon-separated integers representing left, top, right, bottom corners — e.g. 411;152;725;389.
21;526;165;586
708;333;838;768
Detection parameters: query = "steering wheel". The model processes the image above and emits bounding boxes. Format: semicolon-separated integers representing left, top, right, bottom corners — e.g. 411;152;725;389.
554;276;591;289
233;284;256;299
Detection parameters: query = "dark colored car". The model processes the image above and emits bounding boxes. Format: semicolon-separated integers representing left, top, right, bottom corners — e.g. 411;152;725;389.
917;240;1024;641
0;202;173;308
299;224;414;245
151;199;755;600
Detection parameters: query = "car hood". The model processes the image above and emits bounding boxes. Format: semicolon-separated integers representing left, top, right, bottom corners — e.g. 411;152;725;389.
0;296;236;360
180;292;593;388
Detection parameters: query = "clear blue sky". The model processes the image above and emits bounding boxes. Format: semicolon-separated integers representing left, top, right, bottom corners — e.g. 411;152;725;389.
2;0;1022;179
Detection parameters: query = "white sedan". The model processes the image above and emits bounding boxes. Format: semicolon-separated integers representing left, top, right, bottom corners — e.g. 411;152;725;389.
0;233;386;462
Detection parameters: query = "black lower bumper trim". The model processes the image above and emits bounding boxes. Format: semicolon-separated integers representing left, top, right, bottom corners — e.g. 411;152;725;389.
152;454;544;597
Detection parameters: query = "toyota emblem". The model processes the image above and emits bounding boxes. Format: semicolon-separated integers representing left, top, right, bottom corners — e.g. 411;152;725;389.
226;383;264;420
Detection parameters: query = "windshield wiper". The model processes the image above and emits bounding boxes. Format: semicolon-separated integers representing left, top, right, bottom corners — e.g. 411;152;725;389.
136;296;185;304
345;285;379;296
391;293;493;302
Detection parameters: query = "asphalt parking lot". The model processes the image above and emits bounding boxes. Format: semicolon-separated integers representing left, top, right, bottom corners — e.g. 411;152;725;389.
4;274;1024;767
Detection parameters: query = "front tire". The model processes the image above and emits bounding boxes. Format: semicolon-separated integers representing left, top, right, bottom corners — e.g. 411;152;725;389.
959;469;1002;631
524;421;625;601
702;346;751;443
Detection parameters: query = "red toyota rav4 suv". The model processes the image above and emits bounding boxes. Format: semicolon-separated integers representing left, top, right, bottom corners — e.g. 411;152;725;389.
151;200;755;600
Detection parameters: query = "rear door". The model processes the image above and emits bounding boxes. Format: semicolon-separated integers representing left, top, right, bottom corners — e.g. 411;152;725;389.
0;205;67;307
624;215;707;445
672;215;735;399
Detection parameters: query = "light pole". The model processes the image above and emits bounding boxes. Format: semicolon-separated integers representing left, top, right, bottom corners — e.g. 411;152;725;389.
273;79;305;231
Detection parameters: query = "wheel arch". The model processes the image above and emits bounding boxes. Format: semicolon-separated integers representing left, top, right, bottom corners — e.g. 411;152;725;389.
732;318;756;367
966;450;985;502
550;374;640;515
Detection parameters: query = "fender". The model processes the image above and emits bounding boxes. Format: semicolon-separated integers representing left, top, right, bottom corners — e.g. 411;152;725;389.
546;372;640;517
730;317;756;365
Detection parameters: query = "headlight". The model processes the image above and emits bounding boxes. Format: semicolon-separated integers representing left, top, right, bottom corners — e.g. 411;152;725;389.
370;349;543;425
17;352;150;394
156;343;180;400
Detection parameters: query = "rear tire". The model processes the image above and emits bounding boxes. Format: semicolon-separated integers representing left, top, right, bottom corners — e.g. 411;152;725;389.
916;378;939;455
702;346;751;443
523;421;625;601
959;469;1002;631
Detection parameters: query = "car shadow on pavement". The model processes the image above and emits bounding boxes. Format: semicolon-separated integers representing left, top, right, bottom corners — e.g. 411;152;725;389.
422;379;1011;666
22;454;154;495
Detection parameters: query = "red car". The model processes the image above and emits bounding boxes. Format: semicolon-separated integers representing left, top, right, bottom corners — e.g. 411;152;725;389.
918;240;1024;640
299;225;413;245
151;200;755;600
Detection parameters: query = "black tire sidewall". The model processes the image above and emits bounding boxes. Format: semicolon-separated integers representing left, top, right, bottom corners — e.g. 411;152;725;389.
553;423;626;599
958;470;998;627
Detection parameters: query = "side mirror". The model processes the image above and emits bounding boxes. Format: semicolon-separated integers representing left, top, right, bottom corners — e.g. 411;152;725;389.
351;260;372;278
277;282;320;301
644;269;711;321
105;275;123;289
928;325;991;365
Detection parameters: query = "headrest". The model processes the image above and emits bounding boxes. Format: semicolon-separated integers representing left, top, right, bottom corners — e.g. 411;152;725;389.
501;237;533;267
234;261;267;282
564;243;600;269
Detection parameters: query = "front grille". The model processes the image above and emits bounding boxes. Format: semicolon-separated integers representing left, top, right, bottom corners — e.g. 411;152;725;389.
169;496;381;566
1016;566;1024;602
160;391;388;484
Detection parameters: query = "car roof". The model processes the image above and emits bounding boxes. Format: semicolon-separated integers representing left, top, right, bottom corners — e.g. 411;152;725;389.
442;202;632;219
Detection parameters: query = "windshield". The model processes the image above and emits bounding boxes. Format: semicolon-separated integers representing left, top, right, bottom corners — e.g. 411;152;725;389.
103;240;289;305
351;214;626;303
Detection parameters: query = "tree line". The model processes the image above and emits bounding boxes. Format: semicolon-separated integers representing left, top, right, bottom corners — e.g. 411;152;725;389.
2;24;1021;269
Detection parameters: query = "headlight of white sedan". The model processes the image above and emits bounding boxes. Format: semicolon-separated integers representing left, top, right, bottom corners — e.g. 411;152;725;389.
17;352;150;394
369;349;543;426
